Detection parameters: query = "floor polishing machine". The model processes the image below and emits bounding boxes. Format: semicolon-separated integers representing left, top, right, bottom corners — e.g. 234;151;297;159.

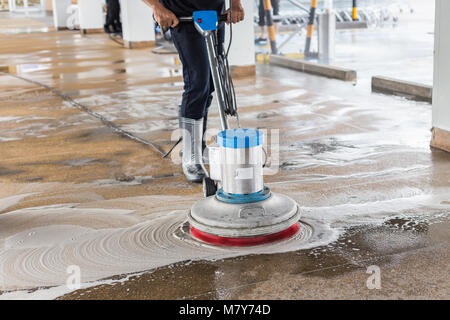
180;10;301;246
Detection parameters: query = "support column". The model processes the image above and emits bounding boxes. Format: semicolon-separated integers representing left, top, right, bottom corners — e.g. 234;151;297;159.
318;1;335;62
226;0;256;77
52;0;71;31
431;0;450;152
78;0;104;35
121;0;156;49
46;0;52;12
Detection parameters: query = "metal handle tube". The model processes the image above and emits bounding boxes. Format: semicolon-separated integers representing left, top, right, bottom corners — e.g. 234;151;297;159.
179;17;193;22
179;14;229;23
286;0;310;13
205;31;229;131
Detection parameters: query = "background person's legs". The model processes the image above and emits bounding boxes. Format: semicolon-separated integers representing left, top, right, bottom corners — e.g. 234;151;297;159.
272;0;280;34
256;0;280;44
105;0;122;34
256;0;267;43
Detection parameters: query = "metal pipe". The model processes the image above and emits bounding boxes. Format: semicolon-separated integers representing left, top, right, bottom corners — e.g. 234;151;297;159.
304;0;317;57
205;31;229;131
286;0;310;14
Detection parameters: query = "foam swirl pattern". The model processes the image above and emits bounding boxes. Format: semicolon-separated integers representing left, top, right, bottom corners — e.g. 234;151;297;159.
0;207;324;291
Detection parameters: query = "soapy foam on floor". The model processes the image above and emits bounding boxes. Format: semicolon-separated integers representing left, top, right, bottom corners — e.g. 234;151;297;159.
1;187;448;299
0;193;35;213
0;201;332;294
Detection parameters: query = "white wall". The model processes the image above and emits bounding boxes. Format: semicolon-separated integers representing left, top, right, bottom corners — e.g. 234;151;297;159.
226;0;255;67
78;0;104;30
433;0;450;132
121;0;155;43
52;0;71;29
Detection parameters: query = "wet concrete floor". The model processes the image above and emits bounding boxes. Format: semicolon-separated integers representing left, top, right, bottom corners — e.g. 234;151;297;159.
0;11;54;35
0;22;449;299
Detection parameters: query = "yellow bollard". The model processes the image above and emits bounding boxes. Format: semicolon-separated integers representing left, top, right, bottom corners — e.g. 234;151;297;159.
352;0;358;21
304;0;317;57
263;0;278;54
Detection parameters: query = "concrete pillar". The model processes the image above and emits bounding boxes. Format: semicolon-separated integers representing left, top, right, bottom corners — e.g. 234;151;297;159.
121;0;156;49
52;0;71;30
226;0;256;77
431;0;450;152
318;12;335;62
78;0;104;34
0;0;7;11
46;0;52;11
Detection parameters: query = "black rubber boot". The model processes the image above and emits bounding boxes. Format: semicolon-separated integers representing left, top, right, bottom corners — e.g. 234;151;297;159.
179;117;207;183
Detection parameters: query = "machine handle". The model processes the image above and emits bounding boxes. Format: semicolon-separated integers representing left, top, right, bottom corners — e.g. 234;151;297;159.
179;13;228;23
154;14;227;33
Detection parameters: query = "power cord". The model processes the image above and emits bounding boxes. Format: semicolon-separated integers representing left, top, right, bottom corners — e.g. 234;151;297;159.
215;0;240;126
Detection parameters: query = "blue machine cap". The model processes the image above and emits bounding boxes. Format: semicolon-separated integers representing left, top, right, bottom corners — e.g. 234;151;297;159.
193;11;218;31
217;128;264;149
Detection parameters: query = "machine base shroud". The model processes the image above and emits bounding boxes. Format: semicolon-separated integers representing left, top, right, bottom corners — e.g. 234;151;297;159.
188;192;301;246
190;223;300;246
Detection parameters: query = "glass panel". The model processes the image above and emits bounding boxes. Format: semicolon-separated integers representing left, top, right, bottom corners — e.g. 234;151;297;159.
0;0;9;11
12;0;44;11
14;0;24;7
26;0;43;8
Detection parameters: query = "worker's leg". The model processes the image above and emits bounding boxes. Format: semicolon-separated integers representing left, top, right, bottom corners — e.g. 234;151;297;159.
171;23;211;182
172;24;213;120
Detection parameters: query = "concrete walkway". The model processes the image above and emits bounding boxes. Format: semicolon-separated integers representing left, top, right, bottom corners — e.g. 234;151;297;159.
0;29;448;299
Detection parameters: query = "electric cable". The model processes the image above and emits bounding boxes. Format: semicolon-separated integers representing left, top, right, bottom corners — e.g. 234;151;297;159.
215;0;240;126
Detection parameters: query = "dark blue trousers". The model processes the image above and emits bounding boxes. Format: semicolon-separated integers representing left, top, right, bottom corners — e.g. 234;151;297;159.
171;22;225;120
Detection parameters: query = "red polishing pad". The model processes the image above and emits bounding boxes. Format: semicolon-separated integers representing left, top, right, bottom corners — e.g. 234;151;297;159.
190;223;300;247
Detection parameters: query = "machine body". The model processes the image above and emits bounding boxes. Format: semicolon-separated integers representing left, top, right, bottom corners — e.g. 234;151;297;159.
185;11;301;246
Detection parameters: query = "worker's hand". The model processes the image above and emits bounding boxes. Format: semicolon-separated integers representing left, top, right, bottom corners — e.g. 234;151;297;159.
225;0;245;24
152;2;179;28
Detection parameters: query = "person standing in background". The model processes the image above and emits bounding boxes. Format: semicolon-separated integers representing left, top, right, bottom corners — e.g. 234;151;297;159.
255;0;280;44
104;0;122;35
0;0;8;11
